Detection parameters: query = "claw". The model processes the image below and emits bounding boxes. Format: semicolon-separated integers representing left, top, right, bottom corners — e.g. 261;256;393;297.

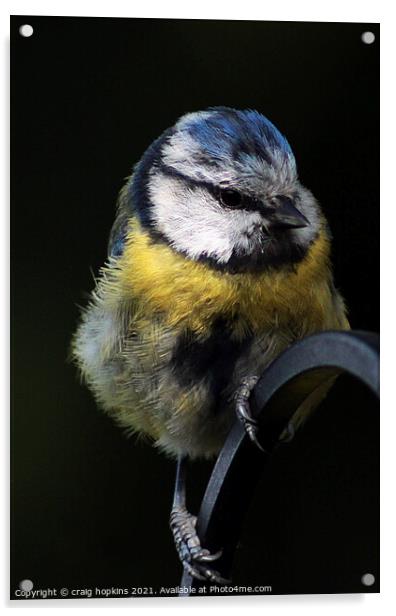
201;568;230;584
170;505;226;582
235;376;269;454
195;548;223;562
184;561;229;583
245;423;268;453
184;562;207;581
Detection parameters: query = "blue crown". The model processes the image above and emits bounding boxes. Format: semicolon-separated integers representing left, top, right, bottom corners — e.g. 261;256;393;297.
182;106;293;166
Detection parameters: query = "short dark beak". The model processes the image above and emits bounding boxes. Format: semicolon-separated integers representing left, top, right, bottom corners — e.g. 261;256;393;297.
269;197;310;230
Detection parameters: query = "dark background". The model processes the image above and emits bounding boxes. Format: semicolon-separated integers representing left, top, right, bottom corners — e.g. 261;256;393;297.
11;16;379;598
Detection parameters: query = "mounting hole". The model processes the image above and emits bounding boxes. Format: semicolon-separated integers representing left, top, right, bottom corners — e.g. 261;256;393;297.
19;579;34;591
361;31;375;45
19;24;34;38
361;572;375;586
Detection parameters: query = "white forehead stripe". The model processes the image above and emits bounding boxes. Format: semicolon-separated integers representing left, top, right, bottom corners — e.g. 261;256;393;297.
160;132;226;184
174;110;215;130
160;129;298;196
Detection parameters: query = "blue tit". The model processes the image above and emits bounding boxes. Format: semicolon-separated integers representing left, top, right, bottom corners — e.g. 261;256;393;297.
72;107;349;582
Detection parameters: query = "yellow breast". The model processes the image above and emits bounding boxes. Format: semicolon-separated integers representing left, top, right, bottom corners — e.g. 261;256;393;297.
116;219;347;339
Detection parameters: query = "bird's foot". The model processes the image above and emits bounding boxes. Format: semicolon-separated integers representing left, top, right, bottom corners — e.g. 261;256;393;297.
170;505;229;583
235;376;267;453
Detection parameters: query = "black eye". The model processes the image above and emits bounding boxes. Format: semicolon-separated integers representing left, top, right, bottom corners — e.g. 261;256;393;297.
219;188;242;208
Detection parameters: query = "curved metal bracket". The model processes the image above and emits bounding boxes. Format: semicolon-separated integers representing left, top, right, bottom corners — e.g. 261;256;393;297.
180;330;379;591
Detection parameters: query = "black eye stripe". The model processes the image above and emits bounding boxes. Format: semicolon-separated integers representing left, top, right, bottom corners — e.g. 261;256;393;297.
158;163;217;196
158;163;269;213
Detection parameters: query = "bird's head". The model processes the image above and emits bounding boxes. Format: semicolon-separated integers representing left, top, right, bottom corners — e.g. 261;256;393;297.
129;107;322;272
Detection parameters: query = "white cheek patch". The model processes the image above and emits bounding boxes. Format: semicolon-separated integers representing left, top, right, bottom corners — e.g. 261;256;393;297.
148;171;263;263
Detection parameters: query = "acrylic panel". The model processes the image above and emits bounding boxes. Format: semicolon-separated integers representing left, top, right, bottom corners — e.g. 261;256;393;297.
11;16;379;600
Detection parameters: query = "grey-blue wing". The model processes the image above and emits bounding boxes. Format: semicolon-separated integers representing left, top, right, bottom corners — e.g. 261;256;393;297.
107;210;129;258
